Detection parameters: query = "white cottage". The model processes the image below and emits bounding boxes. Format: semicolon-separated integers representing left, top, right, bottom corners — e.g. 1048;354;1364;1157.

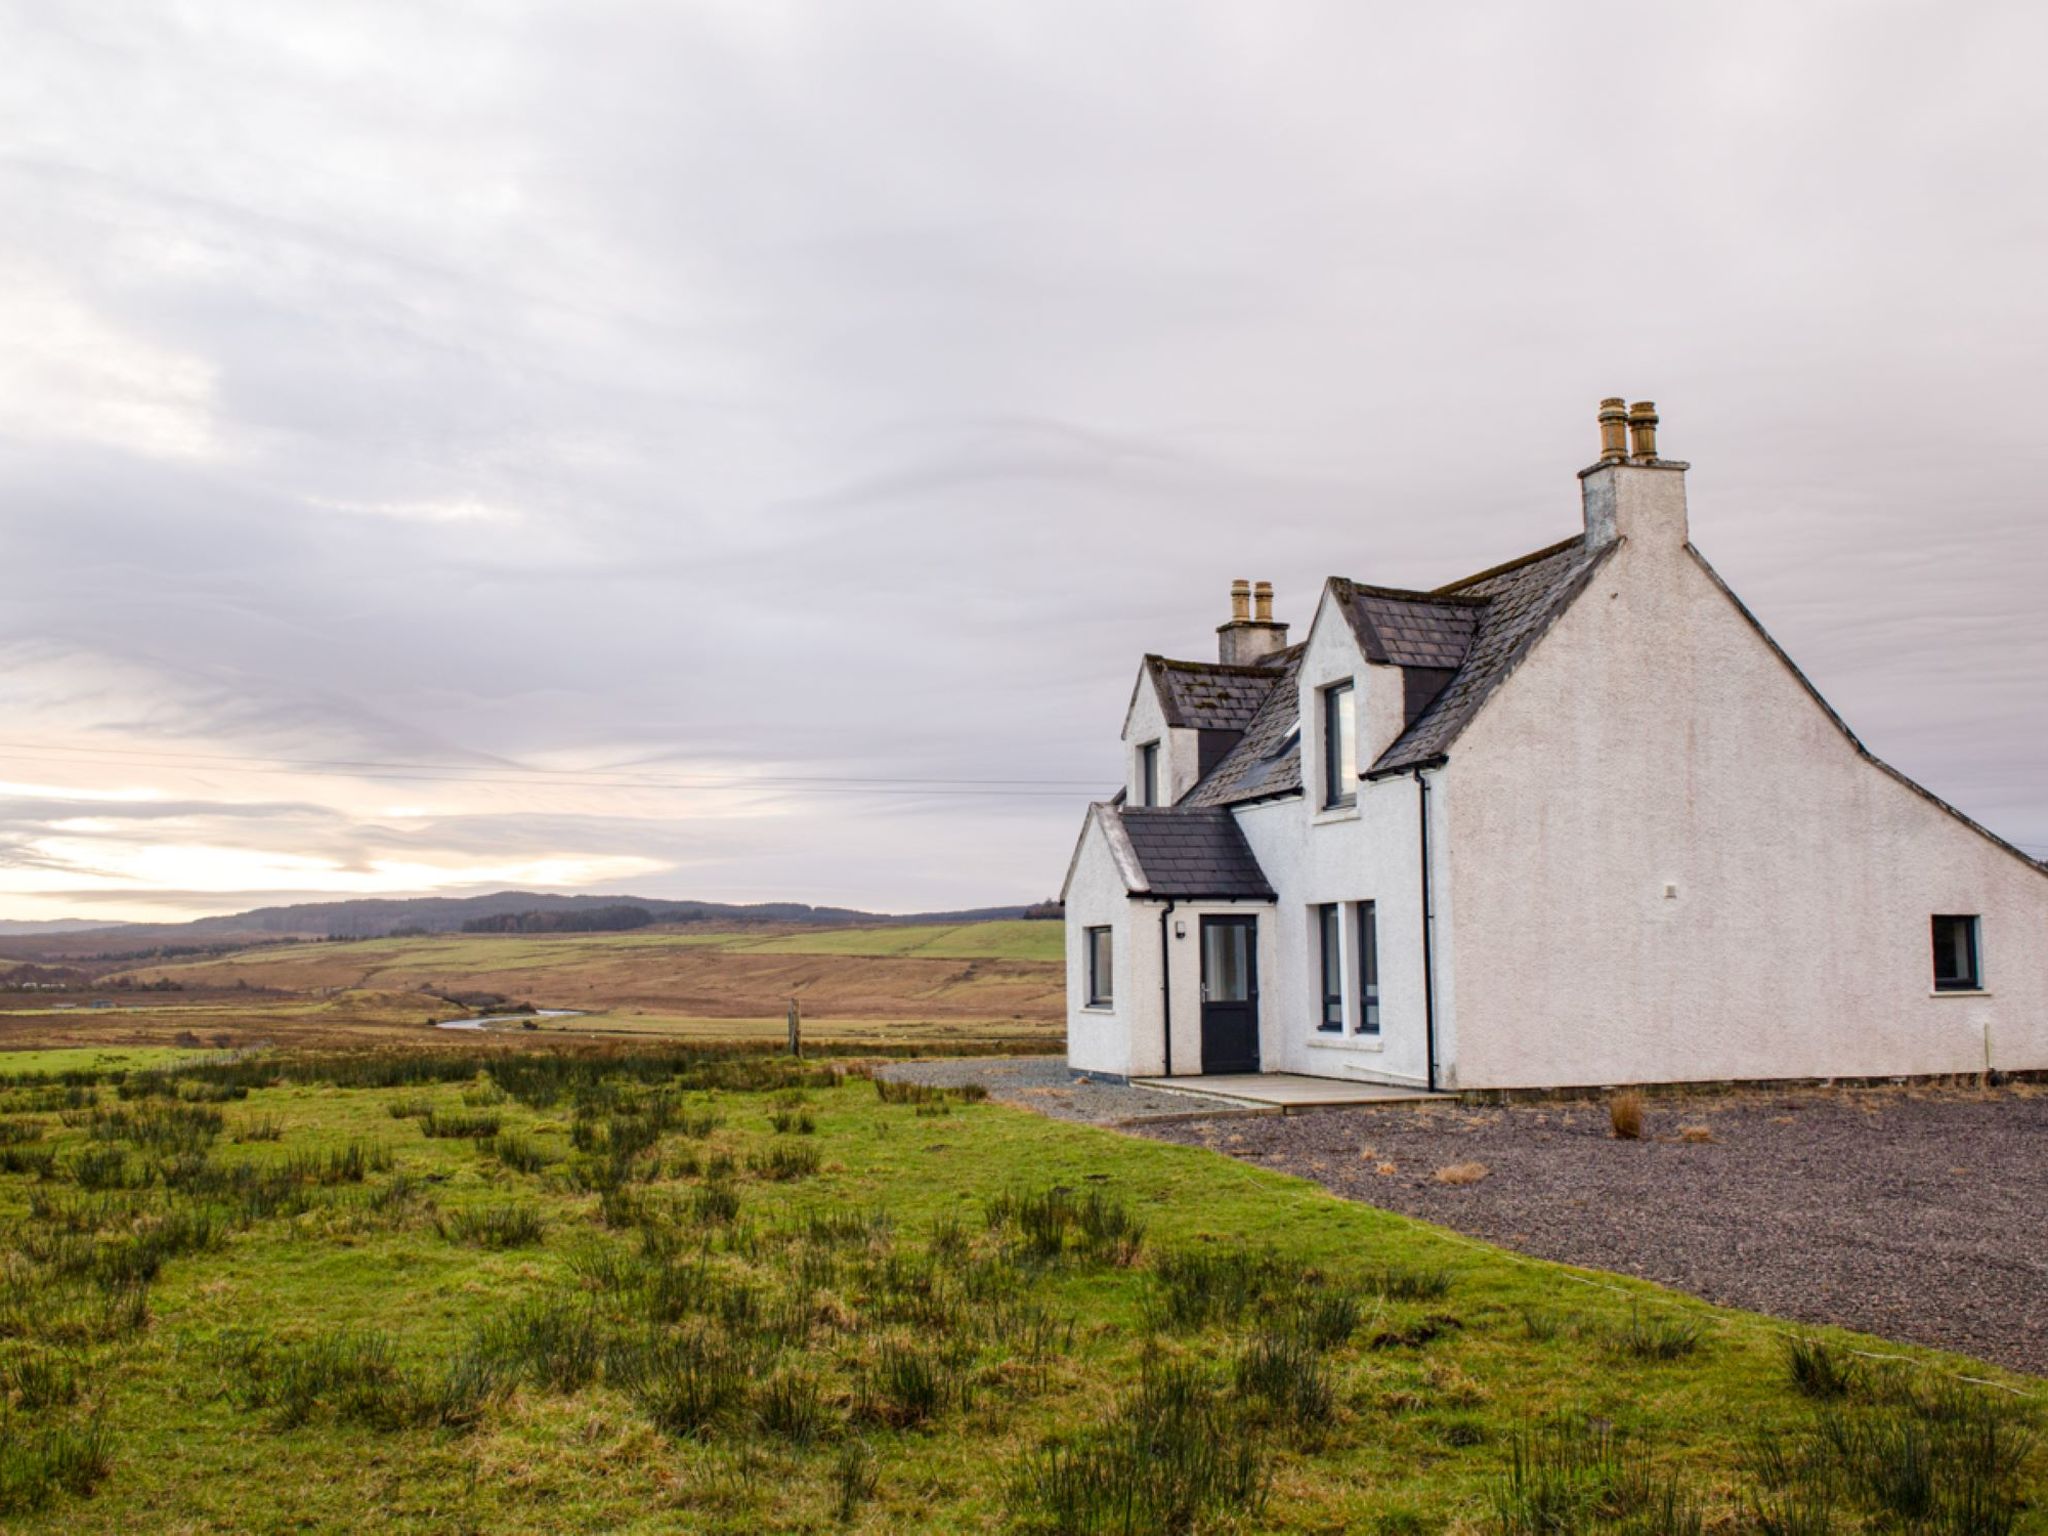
1062;401;2048;1091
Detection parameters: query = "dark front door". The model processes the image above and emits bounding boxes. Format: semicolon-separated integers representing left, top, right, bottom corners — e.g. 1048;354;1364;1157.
1199;916;1260;1074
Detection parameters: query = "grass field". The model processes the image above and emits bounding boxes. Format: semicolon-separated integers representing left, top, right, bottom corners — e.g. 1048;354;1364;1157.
0;1044;2037;1534
99;923;1066;1051
0;989;476;1055
0;1046;218;1079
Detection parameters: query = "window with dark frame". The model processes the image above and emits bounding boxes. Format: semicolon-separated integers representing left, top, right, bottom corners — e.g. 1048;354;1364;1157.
1357;900;1380;1033
1931;914;1981;992
1085;926;1113;1006
1137;741;1160;808
1321;683;1356;808
1317;903;1343;1031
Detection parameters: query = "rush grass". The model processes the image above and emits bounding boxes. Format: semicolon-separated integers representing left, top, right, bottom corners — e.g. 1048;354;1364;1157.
0;1045;2036;1536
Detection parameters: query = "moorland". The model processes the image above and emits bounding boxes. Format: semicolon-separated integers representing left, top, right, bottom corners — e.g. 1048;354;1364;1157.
0;921;1066;1055
0;1040;2038;1533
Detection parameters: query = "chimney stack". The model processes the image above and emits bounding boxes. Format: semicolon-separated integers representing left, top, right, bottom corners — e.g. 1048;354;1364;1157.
1218;578;1289;665
1581;395;1688;549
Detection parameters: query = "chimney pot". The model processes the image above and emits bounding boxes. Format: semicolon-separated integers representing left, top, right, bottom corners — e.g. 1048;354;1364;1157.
1217;578;1288;665
1627;400;1659;460
1597;398;1629;462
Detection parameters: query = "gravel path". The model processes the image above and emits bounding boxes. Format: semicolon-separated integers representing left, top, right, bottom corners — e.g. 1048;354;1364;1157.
875;1056;1208;1125
1136;1086;2048;1377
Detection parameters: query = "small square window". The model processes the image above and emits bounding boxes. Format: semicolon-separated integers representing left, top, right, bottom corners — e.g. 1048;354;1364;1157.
1931;915;1981;992
1085;926;1114;1007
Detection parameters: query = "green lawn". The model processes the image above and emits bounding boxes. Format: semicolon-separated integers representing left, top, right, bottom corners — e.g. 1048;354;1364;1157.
0;1046;2036;1534
728;920;1064;962
0;1045;219;1079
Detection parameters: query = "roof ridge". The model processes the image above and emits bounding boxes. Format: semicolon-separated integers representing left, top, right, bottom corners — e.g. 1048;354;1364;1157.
1332;578;1490;608
1432;533;1585;595
1146;654;1292;677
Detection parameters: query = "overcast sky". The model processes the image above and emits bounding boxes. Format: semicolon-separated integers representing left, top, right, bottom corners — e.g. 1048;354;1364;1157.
1;2;2044;923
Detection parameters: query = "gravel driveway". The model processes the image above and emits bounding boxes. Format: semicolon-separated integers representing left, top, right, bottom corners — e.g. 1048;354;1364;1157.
1137;1086;2048;1376
875;1055;1203;1125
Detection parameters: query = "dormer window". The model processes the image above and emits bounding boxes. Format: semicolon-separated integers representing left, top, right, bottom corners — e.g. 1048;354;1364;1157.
1137;741;1160;807
1321;683;1356;808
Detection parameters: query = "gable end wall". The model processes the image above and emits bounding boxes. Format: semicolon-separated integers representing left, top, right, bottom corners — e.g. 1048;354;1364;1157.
1443;533;2048;1088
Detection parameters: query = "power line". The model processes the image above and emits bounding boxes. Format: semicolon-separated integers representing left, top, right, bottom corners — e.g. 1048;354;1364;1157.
0;740;1111;799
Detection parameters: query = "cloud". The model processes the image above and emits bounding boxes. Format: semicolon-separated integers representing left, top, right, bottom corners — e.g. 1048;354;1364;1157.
0;263;219;461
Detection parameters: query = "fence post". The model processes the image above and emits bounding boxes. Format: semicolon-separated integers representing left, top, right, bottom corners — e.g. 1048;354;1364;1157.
787;997;801;1059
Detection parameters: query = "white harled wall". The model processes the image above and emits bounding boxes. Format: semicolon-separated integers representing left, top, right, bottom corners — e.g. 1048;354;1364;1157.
1224;594;1446;1087
1062;821;1149;1078
1444;463;2048;1088
1120;673;1200;806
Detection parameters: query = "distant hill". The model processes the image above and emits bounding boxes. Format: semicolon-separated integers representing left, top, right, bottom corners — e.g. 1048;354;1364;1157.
0;890;1036;961
0;919;132;936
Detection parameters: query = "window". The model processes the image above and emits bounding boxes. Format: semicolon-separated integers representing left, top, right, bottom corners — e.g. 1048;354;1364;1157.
1085;926;1114;1006
1137;741;1160;808
1931;915;1981;992
1321;683;1356;808
1317;904;1344;1031
1357;901;1380;1033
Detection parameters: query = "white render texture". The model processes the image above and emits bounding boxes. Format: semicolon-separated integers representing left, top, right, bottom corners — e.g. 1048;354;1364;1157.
1119;668;1201;807
1445;462;2048;1087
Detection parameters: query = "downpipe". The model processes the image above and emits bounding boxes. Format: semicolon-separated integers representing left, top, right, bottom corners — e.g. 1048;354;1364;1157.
1158;899;1178;1076
1414;768;1439;1093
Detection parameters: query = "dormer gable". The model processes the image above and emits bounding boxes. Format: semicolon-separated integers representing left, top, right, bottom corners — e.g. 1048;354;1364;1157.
1300;579;1485;796
1121;654;1286;807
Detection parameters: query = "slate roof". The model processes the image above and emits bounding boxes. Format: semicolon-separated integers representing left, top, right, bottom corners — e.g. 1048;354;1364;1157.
1180;647;1305;808
1333;582;1485;669
1372;535;1614;773
1176;533;1614;806
1144;656;1285;731
1113;807;1276;899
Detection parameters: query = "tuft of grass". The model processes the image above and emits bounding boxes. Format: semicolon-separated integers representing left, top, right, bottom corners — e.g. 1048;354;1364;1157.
438;1205;545;1249
1488;1416;1639;1536
232;1114;284;1143
0;1349;83;1411
1606;1305;1705;1363
829;1440;878;1523
483;1133;552;1175
0;1415;112;1515
420;1110;500;1140
1366;1263;1454;1303
1782;1334;1861;1400
692;1183;742;1224
988;1184;1144;1267
767;1109;816;1136
859;1339;974;1427
755;1367;829;1445
624;1331;752;1438
1609;1092;1645;1141
749;1143;822;1181
1234;1328;1336;1436
1009;1360;1269;1533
